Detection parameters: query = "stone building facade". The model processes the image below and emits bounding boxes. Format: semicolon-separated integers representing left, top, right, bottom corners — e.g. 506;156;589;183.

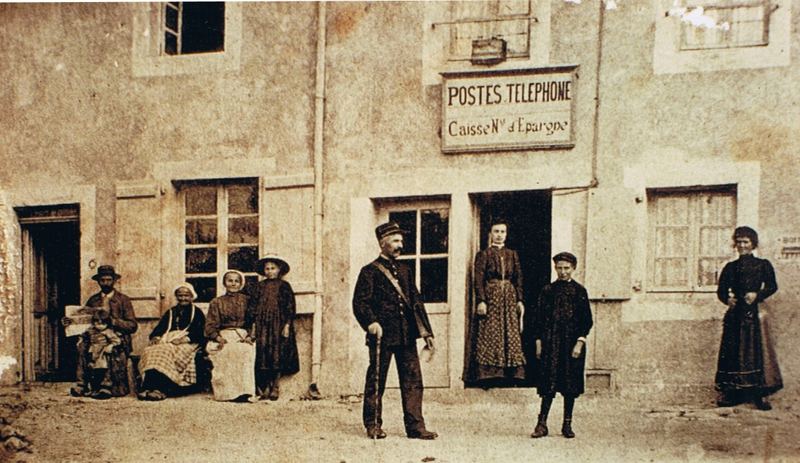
1;1;797;400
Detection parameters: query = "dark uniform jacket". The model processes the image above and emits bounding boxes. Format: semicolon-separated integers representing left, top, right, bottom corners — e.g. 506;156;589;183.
353;256;434;347
85;291;138;354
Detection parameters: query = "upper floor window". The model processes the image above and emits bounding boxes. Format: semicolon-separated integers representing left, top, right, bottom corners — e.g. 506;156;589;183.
647;186;736;292
447;0;534;62
182;179;259;303
676;0;772;50
163;2;225;55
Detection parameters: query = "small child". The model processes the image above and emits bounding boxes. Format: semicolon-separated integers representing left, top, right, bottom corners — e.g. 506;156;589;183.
248;254;299;400
80;310;122;399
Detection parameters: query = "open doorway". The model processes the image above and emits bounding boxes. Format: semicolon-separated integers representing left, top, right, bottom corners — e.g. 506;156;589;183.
464;190;551;388
18;205;81;382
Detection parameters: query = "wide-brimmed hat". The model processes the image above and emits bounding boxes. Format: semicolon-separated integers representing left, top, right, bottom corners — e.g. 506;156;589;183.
256;254;290;276
91;265;121;281
374;221;407;241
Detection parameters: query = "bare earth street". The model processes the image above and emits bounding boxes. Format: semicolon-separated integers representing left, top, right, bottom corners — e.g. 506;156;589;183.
2;384;799;463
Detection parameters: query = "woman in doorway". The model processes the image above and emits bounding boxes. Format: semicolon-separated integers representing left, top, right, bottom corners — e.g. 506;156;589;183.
715;226;782;410
248;254;299;400
137;283;206;401
205;270;256;402
473;218;526;383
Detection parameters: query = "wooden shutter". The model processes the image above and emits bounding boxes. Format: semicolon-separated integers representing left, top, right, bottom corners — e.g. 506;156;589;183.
585;187;636;300
115;182;163;355
262;171;316;314
650;195;691;289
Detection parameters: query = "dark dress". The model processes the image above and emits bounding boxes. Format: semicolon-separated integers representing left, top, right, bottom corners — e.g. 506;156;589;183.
140;304;207;392
473;246;526;381
715;254;782;399
205;292;251;340
76;291;138;397
248;278;299;375
534;279;593;398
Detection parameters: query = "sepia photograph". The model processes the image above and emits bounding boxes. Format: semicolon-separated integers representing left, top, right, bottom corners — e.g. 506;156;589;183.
0;0;798;461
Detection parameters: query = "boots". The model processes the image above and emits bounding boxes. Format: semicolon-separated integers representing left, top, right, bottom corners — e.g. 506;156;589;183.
530;417;548;438
561;418;575;438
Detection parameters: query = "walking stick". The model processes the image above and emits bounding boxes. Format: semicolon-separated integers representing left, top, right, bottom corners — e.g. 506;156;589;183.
373;334;381;440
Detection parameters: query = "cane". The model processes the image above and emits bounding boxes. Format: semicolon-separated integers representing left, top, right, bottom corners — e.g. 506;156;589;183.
373;334;381;440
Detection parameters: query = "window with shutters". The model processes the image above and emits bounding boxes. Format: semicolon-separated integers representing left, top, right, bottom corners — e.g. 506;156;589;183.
446;0;534;61
181;179;259;303
647;187;737;292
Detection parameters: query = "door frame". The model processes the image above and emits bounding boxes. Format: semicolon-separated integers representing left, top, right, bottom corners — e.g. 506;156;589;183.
10;186;96;382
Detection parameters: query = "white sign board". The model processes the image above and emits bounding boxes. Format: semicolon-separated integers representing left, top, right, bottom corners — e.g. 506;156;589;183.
441;66;576;153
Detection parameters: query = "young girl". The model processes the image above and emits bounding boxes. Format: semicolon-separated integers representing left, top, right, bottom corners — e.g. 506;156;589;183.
248;254;299;400
531;252;593;439
205;270;256;402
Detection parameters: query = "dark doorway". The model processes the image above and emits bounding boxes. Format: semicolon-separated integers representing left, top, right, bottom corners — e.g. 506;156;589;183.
464;190;551;387
18;205;81;382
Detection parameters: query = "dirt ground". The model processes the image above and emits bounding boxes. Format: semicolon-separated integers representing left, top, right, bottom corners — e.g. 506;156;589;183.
2;384;799;463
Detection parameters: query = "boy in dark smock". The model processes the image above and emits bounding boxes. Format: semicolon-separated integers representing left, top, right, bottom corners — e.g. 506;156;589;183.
531;252;593;439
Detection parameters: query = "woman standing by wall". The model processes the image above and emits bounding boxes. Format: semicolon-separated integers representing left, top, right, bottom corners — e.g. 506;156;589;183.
715;226;782;410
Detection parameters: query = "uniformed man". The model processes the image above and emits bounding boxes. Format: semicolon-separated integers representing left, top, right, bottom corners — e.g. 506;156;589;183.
352;221;438;440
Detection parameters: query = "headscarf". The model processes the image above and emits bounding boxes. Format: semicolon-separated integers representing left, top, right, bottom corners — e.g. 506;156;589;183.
222;269;246;293
173;282;199;301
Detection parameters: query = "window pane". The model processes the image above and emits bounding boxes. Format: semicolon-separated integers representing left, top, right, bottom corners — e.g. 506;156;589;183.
697;258;723;287
421;209;449;254
185;186;217;216
389;210;417;255
185;248;216;273
654;258;688;287
164;32;178;55
228;216;259;244
185;218;217;245
180;2;225;54
165;4;179;31
228;246;258;273
655;227;688;257
420;258;448;303
655;196;689;225
243;275;260;295
187;277;216;303
228;185;258;214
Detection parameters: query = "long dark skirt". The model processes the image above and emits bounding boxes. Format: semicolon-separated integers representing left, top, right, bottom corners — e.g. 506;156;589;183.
715;304;782;400
475;280;525;381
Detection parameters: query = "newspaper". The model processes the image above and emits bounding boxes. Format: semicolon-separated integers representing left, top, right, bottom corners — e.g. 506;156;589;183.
63;305;98;337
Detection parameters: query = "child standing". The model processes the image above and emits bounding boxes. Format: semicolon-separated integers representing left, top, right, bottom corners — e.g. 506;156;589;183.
531;252;593;439
81;309;122;399
248;254;299;400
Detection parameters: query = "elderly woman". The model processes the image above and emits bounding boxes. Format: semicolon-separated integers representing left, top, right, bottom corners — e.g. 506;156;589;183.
715;226;782;410
473;219;526;383
137;283;206;401
205;270;256;402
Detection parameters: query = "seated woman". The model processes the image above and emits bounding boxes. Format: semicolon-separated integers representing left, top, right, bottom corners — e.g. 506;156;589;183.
137;283;206;401
205;270;256;402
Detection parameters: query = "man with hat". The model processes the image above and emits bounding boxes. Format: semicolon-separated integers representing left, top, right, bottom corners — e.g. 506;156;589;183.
65;265;138;398
352;221;438;440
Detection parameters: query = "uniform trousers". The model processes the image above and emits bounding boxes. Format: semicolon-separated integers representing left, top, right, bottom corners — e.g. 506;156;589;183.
363;341;426;434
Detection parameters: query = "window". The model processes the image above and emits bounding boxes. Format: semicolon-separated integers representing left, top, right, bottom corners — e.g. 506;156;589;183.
647;187;736;291
163;2;225;55
182;180;259;303
388;208;450;303
678;0;771;50
447;0;534;61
